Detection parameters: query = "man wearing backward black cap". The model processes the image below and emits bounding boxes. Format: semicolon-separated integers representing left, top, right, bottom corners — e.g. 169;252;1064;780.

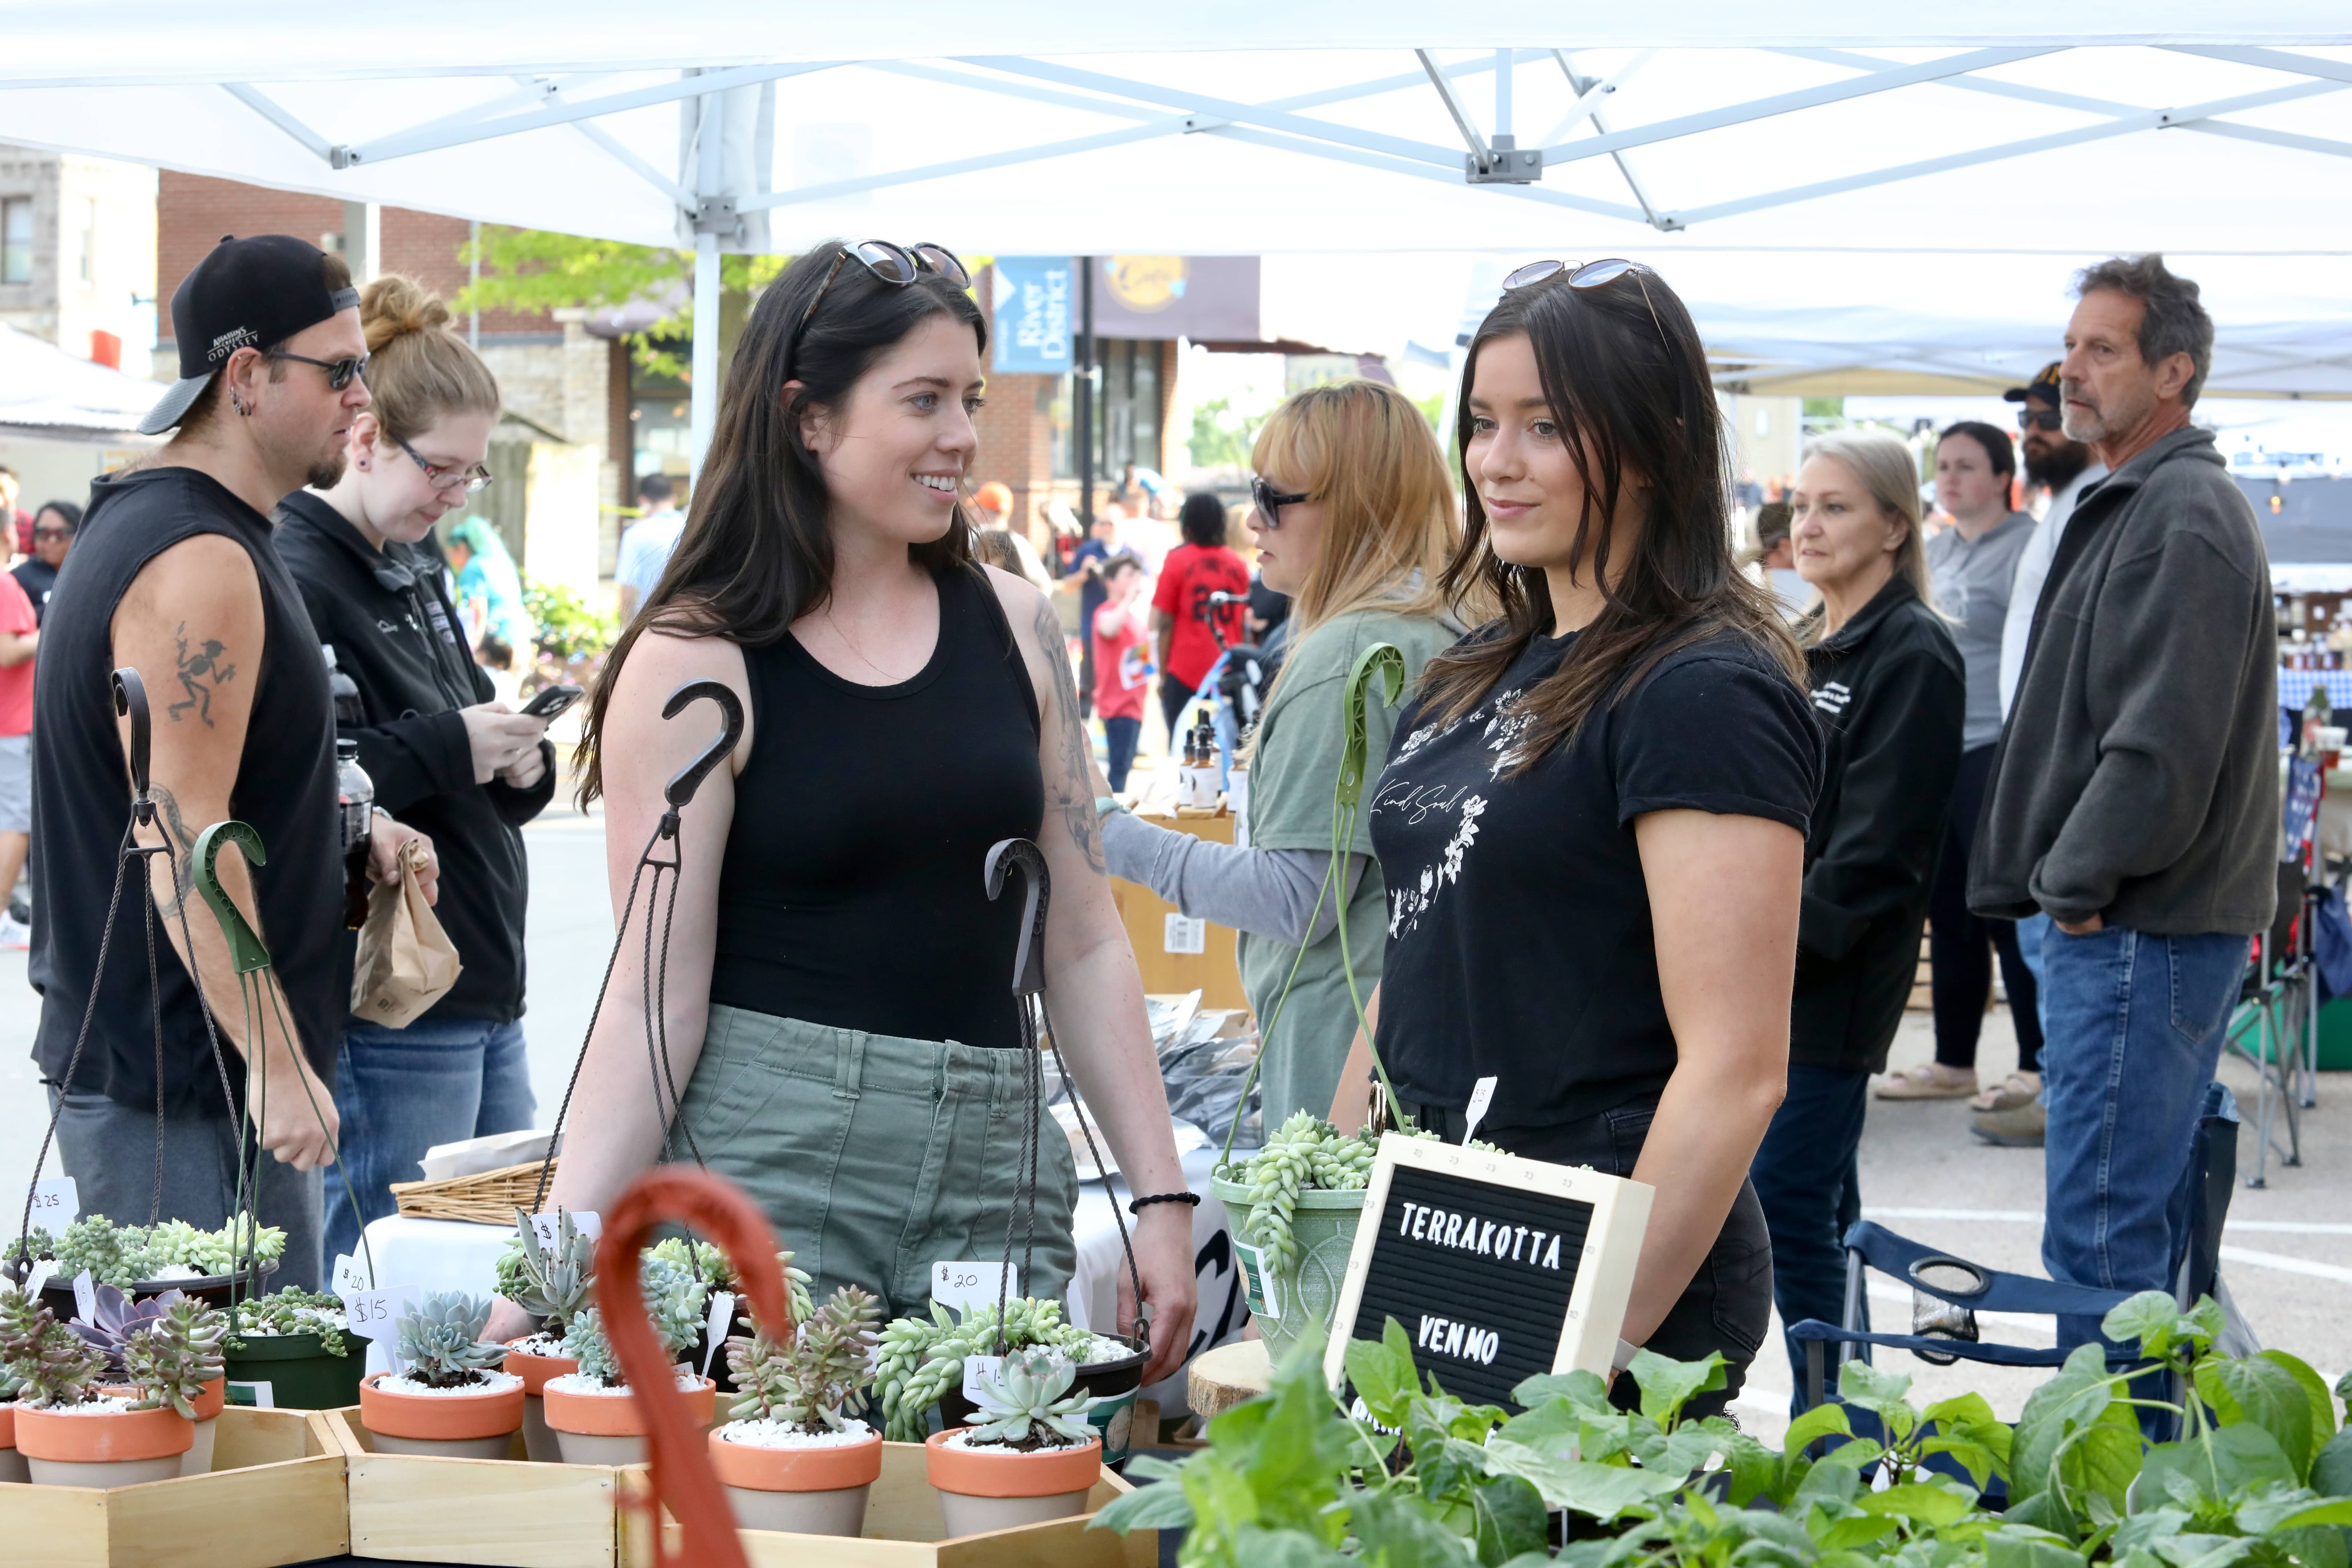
27;235;438;1291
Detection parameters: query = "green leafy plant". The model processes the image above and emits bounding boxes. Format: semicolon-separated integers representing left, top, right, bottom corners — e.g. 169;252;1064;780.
520;577;615;662
393;1292;507;1389
964;1349;1101;1451
726;1283;880;1433
1;1292;109;1410
507;1209;595;1335
875;1296;1099;1442
225;1287;351;1358
122;1297;226;1419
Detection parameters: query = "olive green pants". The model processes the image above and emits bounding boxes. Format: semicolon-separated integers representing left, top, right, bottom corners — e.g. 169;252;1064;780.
668;1005;1076;1320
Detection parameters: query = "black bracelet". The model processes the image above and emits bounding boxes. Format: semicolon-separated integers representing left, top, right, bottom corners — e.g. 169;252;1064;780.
1128;1191;1202;1216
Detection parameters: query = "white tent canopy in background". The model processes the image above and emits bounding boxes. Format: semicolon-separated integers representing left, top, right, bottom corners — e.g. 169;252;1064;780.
3;7;2350;455
0;324;169;441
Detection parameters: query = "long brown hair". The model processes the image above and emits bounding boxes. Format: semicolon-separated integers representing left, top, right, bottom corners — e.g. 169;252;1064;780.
577;244;984;806
1415;266;1800;774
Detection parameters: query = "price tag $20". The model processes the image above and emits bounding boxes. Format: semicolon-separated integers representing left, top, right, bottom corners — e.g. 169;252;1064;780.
930;1260;1016;1315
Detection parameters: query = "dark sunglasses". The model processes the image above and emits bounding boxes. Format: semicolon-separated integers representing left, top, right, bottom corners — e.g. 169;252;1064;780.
1503;257;1667;341
267;349;369;390
1251;477;1309;528
2016;407;2063;432
33;526;70;540
786;240;970;380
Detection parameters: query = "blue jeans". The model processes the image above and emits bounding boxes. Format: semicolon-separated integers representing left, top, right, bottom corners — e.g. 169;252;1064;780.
2015;913;2052;1039
1103;715;1142;793
325;1017;537;1264
1750;1064;1871;1408
2037;924;2246;1352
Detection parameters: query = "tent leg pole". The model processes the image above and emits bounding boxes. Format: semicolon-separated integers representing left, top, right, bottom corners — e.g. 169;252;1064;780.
689;232;719;481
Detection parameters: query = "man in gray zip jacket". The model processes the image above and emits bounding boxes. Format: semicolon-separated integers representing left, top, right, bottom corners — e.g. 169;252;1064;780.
1969;255;2275;1355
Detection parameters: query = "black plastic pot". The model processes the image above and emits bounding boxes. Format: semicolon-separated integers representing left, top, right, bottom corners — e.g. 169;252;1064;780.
33;1260;278;1320
935;1334;1153;1465
221;1328;365;1411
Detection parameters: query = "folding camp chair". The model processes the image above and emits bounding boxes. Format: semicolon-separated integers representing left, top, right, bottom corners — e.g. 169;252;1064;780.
1789;1082;2243;1417
2225;760;2324;1187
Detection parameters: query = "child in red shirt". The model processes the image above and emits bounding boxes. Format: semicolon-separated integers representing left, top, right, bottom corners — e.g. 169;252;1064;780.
1091;552;1152;791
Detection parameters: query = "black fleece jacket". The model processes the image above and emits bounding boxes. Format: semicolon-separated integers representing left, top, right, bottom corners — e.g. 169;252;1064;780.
1793;575;1965;1074
274;493;553;1025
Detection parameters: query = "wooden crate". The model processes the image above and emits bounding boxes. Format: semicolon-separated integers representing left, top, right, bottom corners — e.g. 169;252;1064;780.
620;1439;1154;1568
4;1405;348;1568
319;1406;634;1568
1110;808;1248;1010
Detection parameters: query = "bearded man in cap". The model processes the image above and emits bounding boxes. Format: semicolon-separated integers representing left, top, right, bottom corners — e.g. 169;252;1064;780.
28;235;437;1290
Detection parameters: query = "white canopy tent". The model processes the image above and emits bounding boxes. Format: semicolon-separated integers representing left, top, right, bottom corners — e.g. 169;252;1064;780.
0;323;169;441
3;5;2349;455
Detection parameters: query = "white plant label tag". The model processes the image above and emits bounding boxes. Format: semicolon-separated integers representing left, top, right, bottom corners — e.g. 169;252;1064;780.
1461;1076;1500;1145
1234;1241;1283;1320
961;1354;1005;1402
345;1285;419;1340
1163;913;1207;955
931;1260;1016;1314
72;1269;96;1321
227;1380;275;1409
531;1211;599;1248
20;1259;55;1298
29;1178;78;1228
701;1291;736;1378
332;1253;372;1297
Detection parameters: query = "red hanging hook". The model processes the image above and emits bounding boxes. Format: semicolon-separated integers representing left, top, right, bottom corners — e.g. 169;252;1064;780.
594;1167;796;1568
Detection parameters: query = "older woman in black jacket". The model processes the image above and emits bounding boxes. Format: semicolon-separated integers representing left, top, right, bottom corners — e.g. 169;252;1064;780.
1749;430;1963;1403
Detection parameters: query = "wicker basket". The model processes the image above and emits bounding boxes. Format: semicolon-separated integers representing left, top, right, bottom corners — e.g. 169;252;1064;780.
389;1158;559;1224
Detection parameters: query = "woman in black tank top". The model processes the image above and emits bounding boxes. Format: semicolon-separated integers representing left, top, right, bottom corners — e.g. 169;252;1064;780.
496;243;1196;1383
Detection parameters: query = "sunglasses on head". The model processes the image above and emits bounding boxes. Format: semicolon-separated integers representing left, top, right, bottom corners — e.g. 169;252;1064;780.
266;349;369;390
1251;476;1308;528
786;240;971;381
2016;406;2063;432
1503;257;1667;341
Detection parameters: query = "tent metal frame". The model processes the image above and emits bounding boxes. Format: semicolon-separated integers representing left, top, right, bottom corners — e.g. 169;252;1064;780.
202;44;2352;467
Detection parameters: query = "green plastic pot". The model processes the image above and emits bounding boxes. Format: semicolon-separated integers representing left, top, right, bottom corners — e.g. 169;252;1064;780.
221;1330;365;1411
1208;1175;1366;1362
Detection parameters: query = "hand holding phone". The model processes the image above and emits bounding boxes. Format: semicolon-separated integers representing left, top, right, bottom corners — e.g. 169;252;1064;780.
520;684;584;721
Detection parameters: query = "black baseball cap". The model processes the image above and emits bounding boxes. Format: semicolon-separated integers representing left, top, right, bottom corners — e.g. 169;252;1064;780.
142;234;360;435
2002;360;2063;406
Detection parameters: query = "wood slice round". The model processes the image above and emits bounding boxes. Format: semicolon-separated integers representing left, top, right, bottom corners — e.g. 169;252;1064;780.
1187;1337;1273;1422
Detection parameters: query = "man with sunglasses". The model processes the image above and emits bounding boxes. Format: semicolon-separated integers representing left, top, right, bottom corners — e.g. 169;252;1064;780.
28;234;435;1292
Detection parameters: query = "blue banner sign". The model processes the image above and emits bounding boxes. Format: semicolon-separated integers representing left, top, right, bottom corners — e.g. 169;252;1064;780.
991;257;1074;374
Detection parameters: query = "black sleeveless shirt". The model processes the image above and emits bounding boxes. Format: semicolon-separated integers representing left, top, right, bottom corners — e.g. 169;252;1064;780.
30;466;341;1113
710;564;1045;1049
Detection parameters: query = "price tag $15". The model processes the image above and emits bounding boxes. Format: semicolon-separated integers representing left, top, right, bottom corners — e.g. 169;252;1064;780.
930;1260;1016;1315
29;1178;78;1228
344;1286;419;1340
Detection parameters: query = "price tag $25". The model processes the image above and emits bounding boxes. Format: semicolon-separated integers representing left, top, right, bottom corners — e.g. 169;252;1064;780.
29;1178;78;1229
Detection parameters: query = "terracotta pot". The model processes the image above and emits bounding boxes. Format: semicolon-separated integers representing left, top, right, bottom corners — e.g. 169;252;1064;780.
544;1375;714;1467
0;1401;24;1485
17;1401;194;1489
184;1378;226;1478
358;1371;525;1460
710;1424;881;1536
924;1427;1102;1537
504;1341;580;1463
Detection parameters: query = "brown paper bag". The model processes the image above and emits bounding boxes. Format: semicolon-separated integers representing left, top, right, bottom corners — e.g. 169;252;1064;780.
350;836;462;1028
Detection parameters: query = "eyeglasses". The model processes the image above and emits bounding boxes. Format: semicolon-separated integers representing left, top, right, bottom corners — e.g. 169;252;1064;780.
1251;476;1309;529
2016;407;2063;432
1503;258;1667;342
265;350;369;390
395;435;493;494
786;240;971;380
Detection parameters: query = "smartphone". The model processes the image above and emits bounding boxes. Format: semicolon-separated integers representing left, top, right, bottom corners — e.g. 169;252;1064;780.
520;684;584;721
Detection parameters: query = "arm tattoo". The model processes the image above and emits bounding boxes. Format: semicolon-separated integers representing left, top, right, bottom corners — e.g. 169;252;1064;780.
166;622;237;726
145;784;200;921
1030;596;1107;875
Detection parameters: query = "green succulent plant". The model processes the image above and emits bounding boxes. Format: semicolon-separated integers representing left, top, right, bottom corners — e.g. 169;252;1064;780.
225;1287;350;1359
123;1297;227;1418
964;1348;1099;1450
558;1256;710;1388
507;1209;596;1333
1;1291;109;1410
726;1283;880;1433
38;1214;287;1289
874;1295;1098;1442
646;1236;735;1290
393;1292;507;1389
560;1306;621;1384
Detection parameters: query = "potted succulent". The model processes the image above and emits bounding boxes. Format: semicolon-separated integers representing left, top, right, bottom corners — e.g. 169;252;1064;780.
876;1295;1137;1446
540;1255;713;1465
70;1288;228;1476
12;1213;285;1314
222;1286;362;1411
356;1292;524;1458
924;1349;1104;1537
707;1281;881;1536
1209;1111;1389;1359
0;1355;24;1483
500;1209;593;1460
2;1285;196;1487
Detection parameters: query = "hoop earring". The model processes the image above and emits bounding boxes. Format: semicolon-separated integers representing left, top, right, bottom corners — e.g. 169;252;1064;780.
229;389;251;417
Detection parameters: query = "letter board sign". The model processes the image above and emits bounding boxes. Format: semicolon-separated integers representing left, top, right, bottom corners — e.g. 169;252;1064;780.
1322;1133;1652;1410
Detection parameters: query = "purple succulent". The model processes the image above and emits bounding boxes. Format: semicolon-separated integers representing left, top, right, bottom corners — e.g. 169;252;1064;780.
68;1285;188;1375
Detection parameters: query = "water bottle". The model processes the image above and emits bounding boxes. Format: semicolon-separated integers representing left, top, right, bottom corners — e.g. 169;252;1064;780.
336;738;374;929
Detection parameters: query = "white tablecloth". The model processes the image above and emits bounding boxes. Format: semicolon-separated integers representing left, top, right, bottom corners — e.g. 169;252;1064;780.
356;1138;1253;1402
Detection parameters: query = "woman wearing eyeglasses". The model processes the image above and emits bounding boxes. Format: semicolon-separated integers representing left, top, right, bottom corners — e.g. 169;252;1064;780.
501;241;1197;1383
276;274;555;1265
1101;380;1474;1126
1331;261;1819;1415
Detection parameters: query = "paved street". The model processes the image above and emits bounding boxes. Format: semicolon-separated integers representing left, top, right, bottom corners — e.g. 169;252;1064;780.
5;802;2345;1443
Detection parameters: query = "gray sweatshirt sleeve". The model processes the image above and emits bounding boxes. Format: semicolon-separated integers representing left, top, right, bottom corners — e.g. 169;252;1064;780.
1100;808;1368;947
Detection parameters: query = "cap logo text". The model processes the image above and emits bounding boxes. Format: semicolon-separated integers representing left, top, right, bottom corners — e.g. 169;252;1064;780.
208;326;259;362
